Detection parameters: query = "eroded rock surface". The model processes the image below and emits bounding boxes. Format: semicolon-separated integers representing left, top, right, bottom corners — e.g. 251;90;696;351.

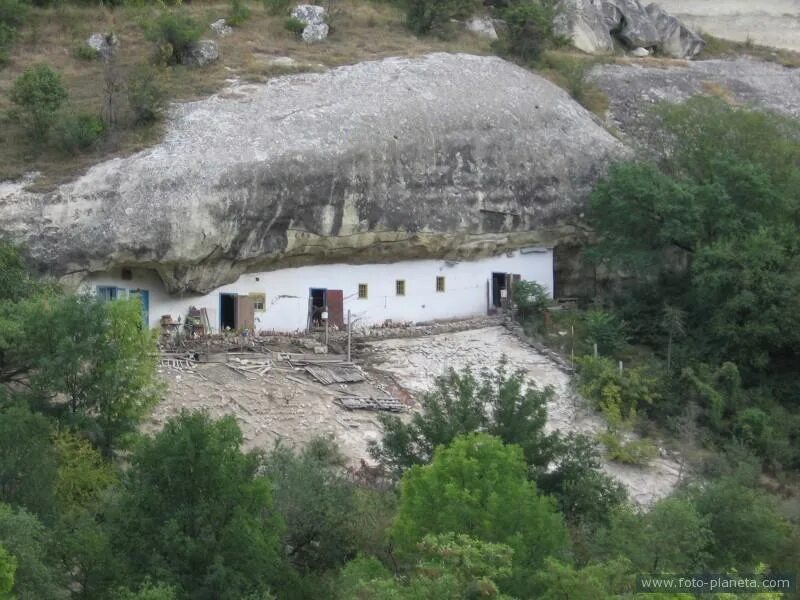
592;57;800;146
0;53;625;294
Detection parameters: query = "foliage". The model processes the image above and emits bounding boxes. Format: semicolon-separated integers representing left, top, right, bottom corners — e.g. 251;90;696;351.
53;111;104;154
283;16;305;37
582;309;627;356
495;0;557;64
53;431;116;512
534;556;633;599
110;411;285;600
405;0;478;36
261;436;358;572
689;476;793;571
0;404;58;519
536;433;626;528
369;362;557;475
263;0;290;16
512;279;549;321
127;64;167;126
16;294;160;456
339;535;517;599
0;504;65;599
0;543;15;599
596;430;657;465
145;11;204;65
114;581;178;600
391;434;568;596
227;0;251;27
539;52;608;115
0;0;26;66
8;65;68;144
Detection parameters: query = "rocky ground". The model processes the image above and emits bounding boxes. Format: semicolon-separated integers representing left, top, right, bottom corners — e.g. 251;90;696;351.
150;323;681;506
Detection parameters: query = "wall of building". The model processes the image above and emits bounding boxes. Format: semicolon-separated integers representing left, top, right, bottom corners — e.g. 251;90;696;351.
81;249;553;333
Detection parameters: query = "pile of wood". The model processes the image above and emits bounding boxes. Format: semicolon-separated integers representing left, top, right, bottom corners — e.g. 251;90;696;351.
280;353;366;385
225;357;272;379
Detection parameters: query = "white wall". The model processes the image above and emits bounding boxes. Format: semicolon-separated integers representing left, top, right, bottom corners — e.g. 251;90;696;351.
81;249;553;333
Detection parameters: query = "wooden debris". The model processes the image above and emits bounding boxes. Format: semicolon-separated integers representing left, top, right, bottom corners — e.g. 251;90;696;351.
305;364;365;385
335;396;405;412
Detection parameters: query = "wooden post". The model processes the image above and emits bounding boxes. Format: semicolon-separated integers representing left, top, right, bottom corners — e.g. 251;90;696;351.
347;309;352;363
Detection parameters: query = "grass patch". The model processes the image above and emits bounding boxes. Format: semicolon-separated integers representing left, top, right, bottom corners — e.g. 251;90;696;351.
0;0;492;186
537;50;609;117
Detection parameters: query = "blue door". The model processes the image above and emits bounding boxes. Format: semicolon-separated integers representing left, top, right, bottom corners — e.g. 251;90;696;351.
129;289;150;328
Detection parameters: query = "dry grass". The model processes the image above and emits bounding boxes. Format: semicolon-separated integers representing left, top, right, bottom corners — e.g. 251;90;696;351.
0;0;492;185
538;50;610;117
700;80;739;106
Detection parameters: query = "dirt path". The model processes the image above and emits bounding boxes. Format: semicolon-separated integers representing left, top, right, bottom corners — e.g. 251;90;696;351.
366;326;681;506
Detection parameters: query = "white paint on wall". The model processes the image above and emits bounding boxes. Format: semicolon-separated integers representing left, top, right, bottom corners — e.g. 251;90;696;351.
81;249;554;333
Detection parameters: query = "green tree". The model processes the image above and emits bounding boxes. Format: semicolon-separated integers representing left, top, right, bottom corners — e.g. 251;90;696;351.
145;11;204;65
534;556;633;599
661;304;686;370
261;436;358;572
512;280;550;322
338;535;517;600
0;543;15;600
18;294;160;456
369;363;557;475
110;411;285;600
497;1;557;64
391;434;568;596
0;404;58;519
8;65;68;144
0;504;64;599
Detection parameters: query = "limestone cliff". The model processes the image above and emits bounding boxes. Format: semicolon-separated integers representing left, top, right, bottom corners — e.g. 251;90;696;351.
0;53;626;294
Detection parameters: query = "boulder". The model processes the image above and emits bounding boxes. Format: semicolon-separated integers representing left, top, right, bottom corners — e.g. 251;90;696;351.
554;0;705;57
301;23;329;43
86;32;118;62
645;3;705;58
210;19;233;37
464;16;498;40
180;40;220;67
605;0;661;48
291;5;328;43
0;54;626;293
630;46;650;57
552;0;615;54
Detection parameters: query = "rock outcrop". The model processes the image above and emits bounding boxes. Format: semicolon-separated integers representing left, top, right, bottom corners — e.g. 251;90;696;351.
554;0;704;58
180;40;220;67
291;4;329;43
0;54;626;294
591;57;800;145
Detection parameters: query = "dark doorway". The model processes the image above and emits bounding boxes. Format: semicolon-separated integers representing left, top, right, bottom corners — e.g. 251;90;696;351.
308;288;327;329
220;293;237;330
491;272;506;308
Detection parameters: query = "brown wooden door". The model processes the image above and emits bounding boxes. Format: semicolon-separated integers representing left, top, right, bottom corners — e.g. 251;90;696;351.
236;296;255;331
326;289;344;328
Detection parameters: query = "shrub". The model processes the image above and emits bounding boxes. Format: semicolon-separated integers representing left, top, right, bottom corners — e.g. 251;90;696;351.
8;64;68;144
512;279;550;321
144;11;203;65
284;16;305;37
227;0;251;27
540;52;609;115
405;0;479;36
496;0;556;64
72;42;99;61
53;111;104;154
597;430;657;465
263;0;290;16
583;309;627;355
127;64;166;125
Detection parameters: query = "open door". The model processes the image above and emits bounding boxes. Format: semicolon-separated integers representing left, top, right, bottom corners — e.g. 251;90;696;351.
236;295;256;331
326;289;344;328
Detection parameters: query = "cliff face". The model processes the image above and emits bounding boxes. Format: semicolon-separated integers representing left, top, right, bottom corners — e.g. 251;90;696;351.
0;53;626;294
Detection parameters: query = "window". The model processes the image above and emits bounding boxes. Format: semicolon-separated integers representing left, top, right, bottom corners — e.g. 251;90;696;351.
395;280;406;296
436;276;445;293
249;293;266;312
121;267;133;281
358;283;368;299
97;286;118;302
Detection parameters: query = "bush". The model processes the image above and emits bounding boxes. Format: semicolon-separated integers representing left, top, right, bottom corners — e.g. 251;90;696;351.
263;0;290;16
405;0;479;36
54;111;104;154
284;16;305;37
597;430;657;465
496;0;556;64
227;0;251;27
512;279;550;322
583;309;627;355
126;64;166;125
0;0;26;29
72;43;99;61
144;11;203;65
8;64;68;144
